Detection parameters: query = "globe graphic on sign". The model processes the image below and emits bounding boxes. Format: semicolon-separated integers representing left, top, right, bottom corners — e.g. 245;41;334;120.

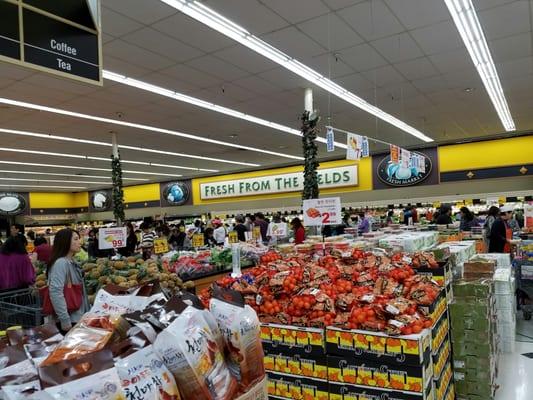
167;184;184;203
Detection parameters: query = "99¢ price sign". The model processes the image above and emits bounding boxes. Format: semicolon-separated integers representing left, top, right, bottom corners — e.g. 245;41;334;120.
98;227;127;250
303;197;342;226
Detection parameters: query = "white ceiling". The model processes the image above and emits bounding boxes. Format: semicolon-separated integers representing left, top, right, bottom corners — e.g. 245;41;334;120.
0;0;532;191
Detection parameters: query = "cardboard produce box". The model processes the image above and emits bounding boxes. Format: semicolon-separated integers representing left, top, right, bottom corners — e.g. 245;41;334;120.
328;381;435;400
463;260;496;273
263;350;327;380
267;371;329;400
325;327;431;366
452;339;493;358
432;336;450;381
434;360;452;400
418;290;447;326
431;312;449;354
327;354;432;393
452;279;492;298
260;323;325;357
414;260;452;287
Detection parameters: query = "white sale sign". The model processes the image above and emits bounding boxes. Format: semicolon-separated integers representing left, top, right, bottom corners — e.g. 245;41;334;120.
98;227;127;249
303;197;342;226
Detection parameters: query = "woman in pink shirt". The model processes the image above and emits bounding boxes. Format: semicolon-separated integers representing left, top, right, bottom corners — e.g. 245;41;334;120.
0;236;35;291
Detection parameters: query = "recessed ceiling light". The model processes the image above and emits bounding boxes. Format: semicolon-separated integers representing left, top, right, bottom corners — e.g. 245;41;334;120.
0;97;303;160
445;0;515;131
160;0;433;143
463;87;474;93
103;70;347;149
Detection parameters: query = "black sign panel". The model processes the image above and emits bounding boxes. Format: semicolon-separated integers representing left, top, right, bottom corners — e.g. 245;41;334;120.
0;1;20;60
160;180;192;207
89;189;112;212
23;8;99;81
0;192;29;216
23;0;96;30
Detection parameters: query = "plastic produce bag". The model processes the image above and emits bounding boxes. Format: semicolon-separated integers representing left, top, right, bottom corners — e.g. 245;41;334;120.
115;345;181;400
154;305;237;400
1;380;41;399
209;288;265;389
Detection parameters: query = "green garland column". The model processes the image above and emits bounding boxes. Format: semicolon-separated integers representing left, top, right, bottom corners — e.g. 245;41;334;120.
301;88;320;201
111;133;125;225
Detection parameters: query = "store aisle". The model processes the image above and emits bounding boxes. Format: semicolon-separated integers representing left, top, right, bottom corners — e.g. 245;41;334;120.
495;317;533;400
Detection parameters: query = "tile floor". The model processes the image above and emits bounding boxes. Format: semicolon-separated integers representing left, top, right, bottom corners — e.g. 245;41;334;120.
494;316;533;400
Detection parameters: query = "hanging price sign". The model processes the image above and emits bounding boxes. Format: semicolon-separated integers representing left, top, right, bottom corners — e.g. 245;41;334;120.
252;226;261;241
303;197;342;226
192;233;205;247
98;227;127;249
228;231;238;244
153;238;169;254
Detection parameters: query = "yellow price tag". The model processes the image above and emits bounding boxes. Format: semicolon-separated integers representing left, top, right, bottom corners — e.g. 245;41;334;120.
464;199;473;206
153;238;169;254
26;242;35;253
252;226;261;240
228;231;238;244
192;233;205;247
498;196;506;205
433;201;441;209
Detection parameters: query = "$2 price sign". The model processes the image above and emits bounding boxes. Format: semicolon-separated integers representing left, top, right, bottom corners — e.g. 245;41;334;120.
303;197;342;226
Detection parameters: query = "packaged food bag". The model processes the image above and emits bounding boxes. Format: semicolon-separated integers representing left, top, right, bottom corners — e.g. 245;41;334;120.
40;350;125;399
0;359;38;388
115;345;181;400
7;325;62;347
90;286;165;316
1;380;41;399
154;305;237;400
209;288;265;389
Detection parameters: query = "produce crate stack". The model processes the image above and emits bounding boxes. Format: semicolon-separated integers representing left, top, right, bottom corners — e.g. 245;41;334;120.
431;307;454;400
450;280;498;400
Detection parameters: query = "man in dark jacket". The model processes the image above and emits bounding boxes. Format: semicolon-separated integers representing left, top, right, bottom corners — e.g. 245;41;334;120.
489;205;513;253
435;205;453;225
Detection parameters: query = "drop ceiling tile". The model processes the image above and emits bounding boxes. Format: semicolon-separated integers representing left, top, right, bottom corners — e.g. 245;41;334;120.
334;72;375;92
411;20;463;56
370;33;423;64
121;27;204;63
323;0;367;11
262;0;329;23
489;32;532;64
339;42;388;72
152;13;235;53
22;73;99;95
340;0;404;41
186;55;250;81
496;56;533;80
394;57;440;81
159;64;223;88
385;0;450;30
101;7;143;38
428;47;473;74
208;0;288;35
261;27;326;59
213;46;277;74
104;0;176;25
361;65;406;87
472;0;517;11
103;55;151;78
104;40;176;71
297;13;363;51
230;76;282;95
412;75;450;94
102;33;115;44
202;83;259;103
305;53;354;78
0;64;37;80
137;71;198;93
477;1;530;41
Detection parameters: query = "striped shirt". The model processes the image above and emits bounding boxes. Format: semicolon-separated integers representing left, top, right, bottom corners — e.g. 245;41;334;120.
141;231;155;248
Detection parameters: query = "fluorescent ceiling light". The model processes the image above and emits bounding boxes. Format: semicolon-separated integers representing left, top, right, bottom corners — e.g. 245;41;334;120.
0;127;239;169
0;184;86;189
160;0;433;143
0;160;182;178
0;169;148;181
103;70;347;149
444;0;515;131
0;97;303;160
0;177;111;185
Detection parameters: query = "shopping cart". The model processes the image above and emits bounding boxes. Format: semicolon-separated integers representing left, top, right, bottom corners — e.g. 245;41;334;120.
0;288;43;329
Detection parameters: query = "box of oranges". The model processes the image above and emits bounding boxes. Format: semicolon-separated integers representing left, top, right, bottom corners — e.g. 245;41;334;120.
260;323;325;357
328;381;436;400
263;349;327;381
266;372;329;400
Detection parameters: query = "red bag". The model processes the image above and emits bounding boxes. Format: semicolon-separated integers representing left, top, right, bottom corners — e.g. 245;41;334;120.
40;269;83;316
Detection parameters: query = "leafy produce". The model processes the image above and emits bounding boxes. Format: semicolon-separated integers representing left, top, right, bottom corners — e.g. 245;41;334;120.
200;249;441;335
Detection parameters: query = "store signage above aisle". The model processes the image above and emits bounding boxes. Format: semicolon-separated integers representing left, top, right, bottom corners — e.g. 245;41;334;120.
0;0;102;85
373;147;438;189
0;192;28;216
199;165;358;200
160;180;192;207
98;227;126;250
303;197;342;226
89;189;112;212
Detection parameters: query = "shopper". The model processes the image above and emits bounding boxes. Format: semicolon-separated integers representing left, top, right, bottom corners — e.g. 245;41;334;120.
436;205;453;225
10;223;28;247
140;222;155;260
204;227;218;247
515;209;525;228
483;206;500;248
34;236;52;264
267;213;288;244
234;215;247;242
459;207;479;231
0;236;35;291
386;210;394;225
254;212;269;243
342;213;353;229
244;214;255;231
47;228;89;332
411;206;418;223
193;219;204;234
489;205;514;253
358;212;370;234
86;228;98;258
508;212;521;234
403;206;413;225
212;219;226;245
291;217;305;244
119;222;138;257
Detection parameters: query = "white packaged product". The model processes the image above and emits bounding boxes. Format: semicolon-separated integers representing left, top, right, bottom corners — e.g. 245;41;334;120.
44;368;125;400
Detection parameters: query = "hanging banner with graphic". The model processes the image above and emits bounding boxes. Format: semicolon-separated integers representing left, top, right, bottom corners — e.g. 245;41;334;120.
346;133;361;160
390;145;400;163
326;127;335;152
361;136;369;157
400;148;411;169
303;197;342;226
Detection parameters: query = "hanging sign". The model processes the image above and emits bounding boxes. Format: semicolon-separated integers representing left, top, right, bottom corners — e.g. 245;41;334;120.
228;231;238;244
192;233;205;247
326;127;335;152
361;136;369;157
376;150;433;187
347;133;363;160
525;204;533;228
267;222;288;237
252;226;262;241
400;148;411;169
0;1;102;85
153;238;169;254
98;227;126;250
390;145;400;163
303;197;342;226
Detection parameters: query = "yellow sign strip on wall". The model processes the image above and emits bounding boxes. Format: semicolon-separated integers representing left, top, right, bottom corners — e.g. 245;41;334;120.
192;158;372;205
29;192;88;209
438;136;533;172
123;183;160;203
